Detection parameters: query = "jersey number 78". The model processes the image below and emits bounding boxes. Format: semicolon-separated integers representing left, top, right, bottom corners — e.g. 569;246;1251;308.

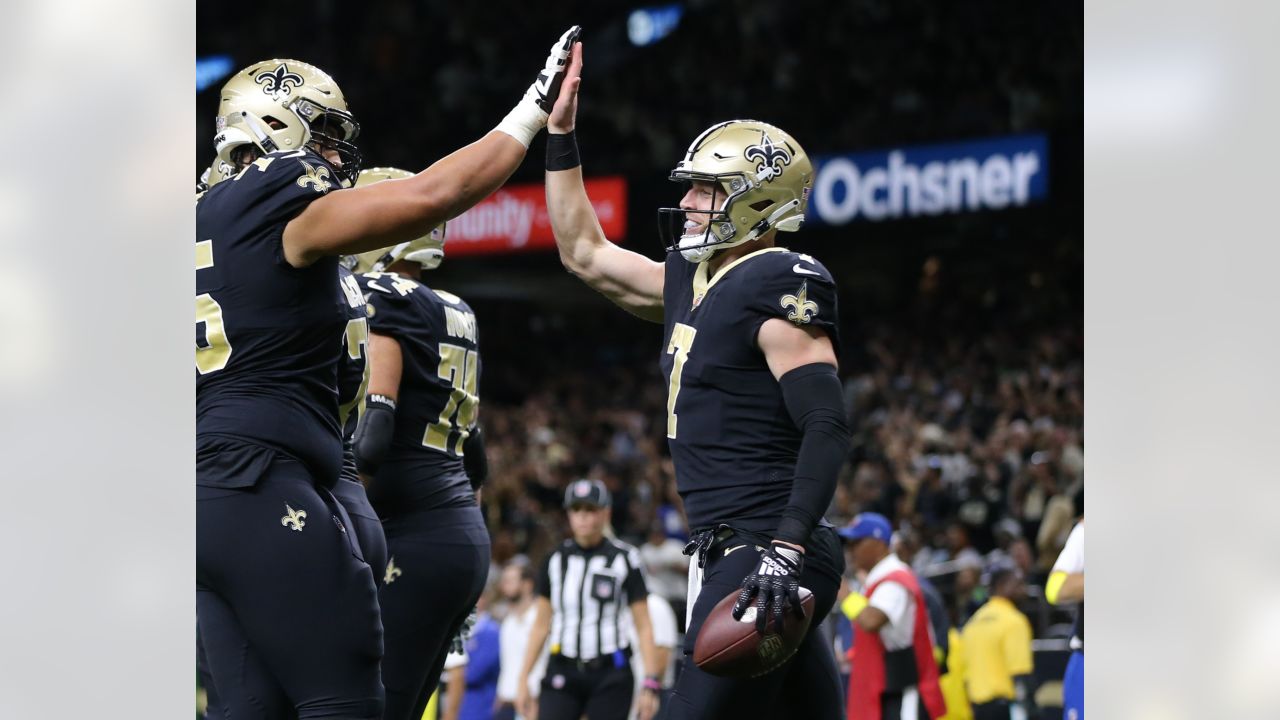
425;343;479;455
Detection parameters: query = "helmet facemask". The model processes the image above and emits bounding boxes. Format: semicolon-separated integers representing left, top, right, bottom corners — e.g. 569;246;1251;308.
293;98;362;186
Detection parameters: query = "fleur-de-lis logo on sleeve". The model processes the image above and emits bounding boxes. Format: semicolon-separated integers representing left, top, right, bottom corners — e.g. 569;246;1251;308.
296;161;333;193
281;504;307;531
780;281;819;324
384;557;403;584
255;63;304;99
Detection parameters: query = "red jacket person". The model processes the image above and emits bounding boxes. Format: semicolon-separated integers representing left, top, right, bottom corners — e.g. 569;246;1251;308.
840;513;946;720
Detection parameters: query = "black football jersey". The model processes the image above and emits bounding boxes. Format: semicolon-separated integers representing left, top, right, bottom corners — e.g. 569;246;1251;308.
196;148;346;487
355;271;480;514
658;247;841;533
337;265;371;483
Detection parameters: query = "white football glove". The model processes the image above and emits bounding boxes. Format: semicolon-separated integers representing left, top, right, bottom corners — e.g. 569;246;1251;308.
495;25;581;148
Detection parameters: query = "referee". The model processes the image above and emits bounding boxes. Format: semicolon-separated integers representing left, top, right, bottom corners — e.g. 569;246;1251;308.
517;479;660;720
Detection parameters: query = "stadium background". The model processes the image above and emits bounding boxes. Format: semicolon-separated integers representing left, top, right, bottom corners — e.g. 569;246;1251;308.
197;0;1081;716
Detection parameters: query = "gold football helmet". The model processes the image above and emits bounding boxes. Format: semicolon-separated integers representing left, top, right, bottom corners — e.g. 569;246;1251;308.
341;168;447;273
659;120;813;263
214;59;362;185
196;158;235;194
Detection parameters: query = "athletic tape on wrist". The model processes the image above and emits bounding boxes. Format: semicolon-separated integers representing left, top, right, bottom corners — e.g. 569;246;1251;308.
546;131;580;171
494;93;547;149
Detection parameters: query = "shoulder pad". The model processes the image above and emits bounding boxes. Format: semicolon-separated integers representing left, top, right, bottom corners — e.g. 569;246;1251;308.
745;250;840;341
210;149;339;225
360;271;421;332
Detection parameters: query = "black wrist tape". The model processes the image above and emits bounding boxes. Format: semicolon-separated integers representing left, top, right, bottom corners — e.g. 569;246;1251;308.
546;131;581;171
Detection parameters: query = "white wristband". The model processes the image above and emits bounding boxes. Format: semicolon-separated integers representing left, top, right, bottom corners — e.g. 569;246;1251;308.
494;90;548;149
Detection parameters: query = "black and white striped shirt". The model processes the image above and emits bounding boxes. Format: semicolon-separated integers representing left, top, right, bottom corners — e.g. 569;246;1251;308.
537;537;649;661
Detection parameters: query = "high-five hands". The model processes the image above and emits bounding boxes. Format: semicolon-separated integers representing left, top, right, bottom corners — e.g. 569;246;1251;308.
496;25;583;147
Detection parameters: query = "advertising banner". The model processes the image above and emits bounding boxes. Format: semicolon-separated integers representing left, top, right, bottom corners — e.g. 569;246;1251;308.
447;176;627;256
807;135;1048;225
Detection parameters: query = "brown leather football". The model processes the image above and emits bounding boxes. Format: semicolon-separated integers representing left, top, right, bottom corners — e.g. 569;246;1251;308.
692;586;814;677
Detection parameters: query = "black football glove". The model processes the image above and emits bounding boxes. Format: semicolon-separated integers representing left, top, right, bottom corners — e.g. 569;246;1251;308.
497;26;582;148
732;543;805;634
531;25;581;113
449;606;479;655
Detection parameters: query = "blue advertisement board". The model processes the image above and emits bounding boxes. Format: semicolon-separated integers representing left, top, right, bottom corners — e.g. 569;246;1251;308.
806;134;1049;225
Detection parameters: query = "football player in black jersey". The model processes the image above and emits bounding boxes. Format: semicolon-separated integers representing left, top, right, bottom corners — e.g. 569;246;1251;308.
340;165;488;712
196;161;394;720
344;166;492;720
542;75;849;718
197;27;581;719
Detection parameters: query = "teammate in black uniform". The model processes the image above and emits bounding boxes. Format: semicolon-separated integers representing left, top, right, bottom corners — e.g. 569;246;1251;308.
196;161;391;720
334;262;389;585
197;29;581;718
345;168;491;720
544;74;849;719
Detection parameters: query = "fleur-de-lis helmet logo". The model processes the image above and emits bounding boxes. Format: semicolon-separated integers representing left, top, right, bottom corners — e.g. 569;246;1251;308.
281;504;307;531
744;131;793;183
780;281;819;324
255;63;305;99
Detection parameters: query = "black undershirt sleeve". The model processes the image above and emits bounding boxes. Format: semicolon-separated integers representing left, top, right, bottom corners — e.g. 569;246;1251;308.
774;362;851;547
351;394;396;476
462;426;488;491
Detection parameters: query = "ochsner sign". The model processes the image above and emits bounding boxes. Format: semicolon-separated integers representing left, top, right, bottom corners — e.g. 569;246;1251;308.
807;135;1048;225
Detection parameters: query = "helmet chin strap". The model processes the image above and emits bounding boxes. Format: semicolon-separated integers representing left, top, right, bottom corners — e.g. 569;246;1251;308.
678;198;803;263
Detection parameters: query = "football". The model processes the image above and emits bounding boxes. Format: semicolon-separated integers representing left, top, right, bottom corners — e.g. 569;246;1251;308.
693;586;815;677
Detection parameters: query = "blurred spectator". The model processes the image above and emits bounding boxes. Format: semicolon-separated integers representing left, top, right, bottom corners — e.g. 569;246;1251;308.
1035;479;1078;574
638;523;689;616
458;592;501;720
437;649;469;720
1046;520;1084;720
625;593;679;720
960;569;1035;720
496;561;544;720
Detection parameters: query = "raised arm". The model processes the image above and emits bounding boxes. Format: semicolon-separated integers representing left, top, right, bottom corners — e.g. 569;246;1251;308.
283;26;582;267
544;43;665;322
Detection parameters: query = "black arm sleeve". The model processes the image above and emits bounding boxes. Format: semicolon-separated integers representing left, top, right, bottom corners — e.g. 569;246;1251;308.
462;426;489;491
351;394;396;476
774;363;851;546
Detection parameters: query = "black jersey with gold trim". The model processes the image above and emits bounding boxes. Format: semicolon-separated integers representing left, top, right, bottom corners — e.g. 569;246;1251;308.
658;247;840;533
337;266;371;483
196;148;345;487
355;271;480;514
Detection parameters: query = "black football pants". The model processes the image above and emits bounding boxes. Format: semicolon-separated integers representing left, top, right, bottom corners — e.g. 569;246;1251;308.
330;477;389;587
539;656;635;720
196;455;383;719
198;474;389;719
661;525;845;720
379;505;490;720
